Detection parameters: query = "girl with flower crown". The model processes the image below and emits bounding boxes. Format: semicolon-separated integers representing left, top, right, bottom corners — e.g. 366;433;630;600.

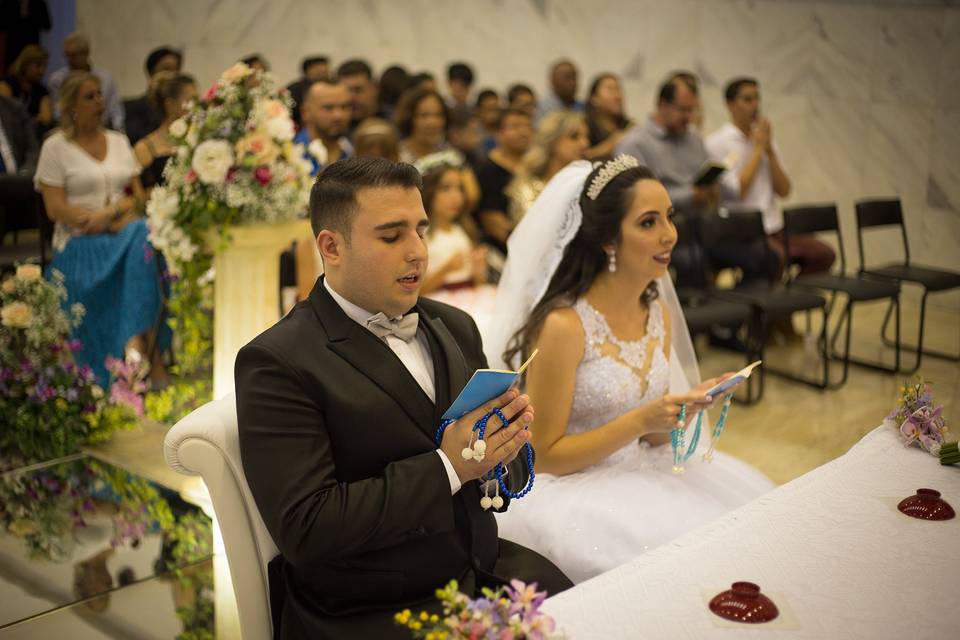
486;156;773;583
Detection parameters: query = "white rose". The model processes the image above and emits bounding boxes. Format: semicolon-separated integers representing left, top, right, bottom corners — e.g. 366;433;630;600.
265;116;294;142
15;264;42;282
191;140;234;185
169;117;188;138
146;187;178;223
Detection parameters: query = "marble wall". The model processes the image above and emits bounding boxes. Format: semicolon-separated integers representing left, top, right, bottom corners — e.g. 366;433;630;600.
79;0;959;307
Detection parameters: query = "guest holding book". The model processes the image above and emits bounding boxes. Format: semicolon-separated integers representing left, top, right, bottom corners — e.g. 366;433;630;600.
236;158;571;639
486;157;773;583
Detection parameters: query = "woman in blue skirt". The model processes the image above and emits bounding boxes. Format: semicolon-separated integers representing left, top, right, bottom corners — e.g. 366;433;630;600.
34;71;169;386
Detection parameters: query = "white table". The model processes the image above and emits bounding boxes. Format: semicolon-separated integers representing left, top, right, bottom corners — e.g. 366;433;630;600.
542;425;960;639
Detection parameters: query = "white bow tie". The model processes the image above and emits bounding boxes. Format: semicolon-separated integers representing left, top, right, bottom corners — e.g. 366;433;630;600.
365;312;419;342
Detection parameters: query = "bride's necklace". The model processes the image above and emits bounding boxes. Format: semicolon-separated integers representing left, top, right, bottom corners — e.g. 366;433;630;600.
435;408;536;510
671;394;733;474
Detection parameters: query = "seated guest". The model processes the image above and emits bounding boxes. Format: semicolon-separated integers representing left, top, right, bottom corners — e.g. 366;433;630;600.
0;94;39;177
48;33;124;132
666;69;703;130
133;72;196;189
474;88;500;154
0;44;53;137
538;59;584;117
337;58;385;134
240;53;270;73
351;117;399;161
123;46;182;146
377;64;410;122
34;71;169;385
286;55;329;129
294;80;353;175
507;83;537;119
506;111;588;221
409;71;437;93
616;76;775;287
474;108;532;257
420;163;486;294
446;106;484;170
707;77;834;277
395;87;481;212
584;72;631;160
445;61;474;109
236;157;571;638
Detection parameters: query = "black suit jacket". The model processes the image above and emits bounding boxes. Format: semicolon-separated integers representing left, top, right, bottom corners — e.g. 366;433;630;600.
0;95;39;176
236;279;536;636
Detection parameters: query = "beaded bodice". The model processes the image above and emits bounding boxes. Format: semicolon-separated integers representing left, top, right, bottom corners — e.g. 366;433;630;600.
567;298;669;462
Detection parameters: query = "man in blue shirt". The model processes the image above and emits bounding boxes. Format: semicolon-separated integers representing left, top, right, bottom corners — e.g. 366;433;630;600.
293;80;353;176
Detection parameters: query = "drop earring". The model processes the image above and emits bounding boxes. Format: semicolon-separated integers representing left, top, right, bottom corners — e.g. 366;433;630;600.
607;251;617;273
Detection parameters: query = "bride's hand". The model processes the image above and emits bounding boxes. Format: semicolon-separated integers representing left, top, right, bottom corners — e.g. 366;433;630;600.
636;392;712;435
694;373;739;408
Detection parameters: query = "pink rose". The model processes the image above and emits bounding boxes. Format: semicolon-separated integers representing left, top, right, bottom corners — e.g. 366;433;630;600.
204;82;218;102
254;166;272;186
185;169;198;184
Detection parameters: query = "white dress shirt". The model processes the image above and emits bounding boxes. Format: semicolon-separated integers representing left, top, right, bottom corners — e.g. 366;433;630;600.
706;122;788;234
324;279;462;494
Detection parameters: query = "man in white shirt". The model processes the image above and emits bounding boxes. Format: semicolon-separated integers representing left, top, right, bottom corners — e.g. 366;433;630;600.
707;78;835;277
236;158;571;638
48;32;124;132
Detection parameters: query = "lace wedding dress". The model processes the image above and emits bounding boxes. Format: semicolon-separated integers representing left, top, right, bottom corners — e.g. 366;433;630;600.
495;298;774;584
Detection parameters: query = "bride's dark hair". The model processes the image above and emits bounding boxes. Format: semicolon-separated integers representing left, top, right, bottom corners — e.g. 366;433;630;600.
502;163;661;367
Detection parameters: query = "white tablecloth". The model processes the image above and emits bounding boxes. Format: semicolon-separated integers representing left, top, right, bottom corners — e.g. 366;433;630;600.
542;425;960;639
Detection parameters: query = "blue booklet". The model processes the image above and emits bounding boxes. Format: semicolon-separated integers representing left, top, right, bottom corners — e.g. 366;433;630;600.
442;350;539;421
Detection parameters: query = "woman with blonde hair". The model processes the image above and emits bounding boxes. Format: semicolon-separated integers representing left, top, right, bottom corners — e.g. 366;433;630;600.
34;71;169;385
506;111;589;221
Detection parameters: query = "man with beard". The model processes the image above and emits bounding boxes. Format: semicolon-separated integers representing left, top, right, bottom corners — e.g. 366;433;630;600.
294;80;353;175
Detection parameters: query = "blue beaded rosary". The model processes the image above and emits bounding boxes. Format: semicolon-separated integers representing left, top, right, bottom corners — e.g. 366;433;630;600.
671;394;733;474
435;408;536;510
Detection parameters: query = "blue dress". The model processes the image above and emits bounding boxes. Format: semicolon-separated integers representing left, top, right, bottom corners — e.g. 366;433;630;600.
35;130;170;385
48;219;170;385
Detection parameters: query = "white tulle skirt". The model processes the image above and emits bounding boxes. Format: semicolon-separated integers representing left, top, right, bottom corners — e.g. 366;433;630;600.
495;442;774;584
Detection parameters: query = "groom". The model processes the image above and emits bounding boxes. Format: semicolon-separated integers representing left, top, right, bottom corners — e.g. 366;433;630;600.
236;157;572;639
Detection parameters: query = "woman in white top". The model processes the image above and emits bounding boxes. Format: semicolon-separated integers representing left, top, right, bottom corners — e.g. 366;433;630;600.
420;163;486;294
34;71;169;385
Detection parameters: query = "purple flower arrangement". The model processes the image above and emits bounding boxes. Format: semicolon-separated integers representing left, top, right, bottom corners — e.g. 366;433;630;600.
395;579;564;640
888;378;948;456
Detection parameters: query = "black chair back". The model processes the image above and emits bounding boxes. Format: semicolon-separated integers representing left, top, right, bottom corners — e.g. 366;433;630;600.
855;198;909;268
700;209;765;247
783;204;846;273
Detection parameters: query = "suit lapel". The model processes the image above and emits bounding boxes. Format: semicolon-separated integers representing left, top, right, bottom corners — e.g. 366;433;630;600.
418;308;472;424
310;280;436;440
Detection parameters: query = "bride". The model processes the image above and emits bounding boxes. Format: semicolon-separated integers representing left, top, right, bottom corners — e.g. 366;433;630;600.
486;156;774;583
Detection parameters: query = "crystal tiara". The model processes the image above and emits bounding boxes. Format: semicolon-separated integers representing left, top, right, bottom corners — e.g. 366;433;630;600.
586;154;640;200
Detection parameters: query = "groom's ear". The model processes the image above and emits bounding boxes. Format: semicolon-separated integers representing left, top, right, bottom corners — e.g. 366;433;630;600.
316;230;342;266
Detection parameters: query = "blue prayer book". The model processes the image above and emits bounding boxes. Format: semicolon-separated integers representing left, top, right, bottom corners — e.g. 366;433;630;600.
441;350;539;421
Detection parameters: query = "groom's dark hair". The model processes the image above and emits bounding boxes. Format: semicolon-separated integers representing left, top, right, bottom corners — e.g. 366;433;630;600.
310;158;422;241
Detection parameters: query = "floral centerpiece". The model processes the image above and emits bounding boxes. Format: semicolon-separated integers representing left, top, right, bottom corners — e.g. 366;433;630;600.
0;266;142;462
395;579;565;639
887;378;948;456
145;62;312;423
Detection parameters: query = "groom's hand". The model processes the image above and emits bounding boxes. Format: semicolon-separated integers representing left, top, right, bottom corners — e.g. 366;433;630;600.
440;389;534;483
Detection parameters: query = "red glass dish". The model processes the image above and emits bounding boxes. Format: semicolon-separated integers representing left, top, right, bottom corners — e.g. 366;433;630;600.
897;488;955;521
709;582;779;624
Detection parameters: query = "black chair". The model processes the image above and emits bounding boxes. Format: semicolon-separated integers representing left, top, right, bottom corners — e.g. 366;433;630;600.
703;209;831;397
672;213;757;392
0;176;52;274
855;198;960;372
782;204;901;384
